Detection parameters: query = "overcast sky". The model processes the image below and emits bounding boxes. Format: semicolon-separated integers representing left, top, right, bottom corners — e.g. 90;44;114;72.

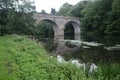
34;0;81;13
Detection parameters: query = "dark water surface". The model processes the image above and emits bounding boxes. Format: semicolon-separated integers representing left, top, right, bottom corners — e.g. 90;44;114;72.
37;36;120;65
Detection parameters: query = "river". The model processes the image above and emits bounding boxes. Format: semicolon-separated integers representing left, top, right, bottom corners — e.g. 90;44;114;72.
35;35;120;65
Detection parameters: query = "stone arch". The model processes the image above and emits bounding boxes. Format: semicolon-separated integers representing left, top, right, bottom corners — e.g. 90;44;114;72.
34;13;80;40
38;19;59;39
64;21;80;40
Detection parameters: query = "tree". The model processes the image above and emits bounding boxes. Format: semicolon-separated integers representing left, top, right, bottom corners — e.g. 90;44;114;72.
56;3;73;16
0;0;36;35
14;0;36;13
56;1;88;17
36;21;54;38
81;0;114;36
69;1;88;17
105;0;120;35
0;0;16;35
41;10;47;14
112;0;120;11
51;8;56;15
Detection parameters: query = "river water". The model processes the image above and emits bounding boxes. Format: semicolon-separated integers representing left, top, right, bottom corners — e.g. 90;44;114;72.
36;36;120;65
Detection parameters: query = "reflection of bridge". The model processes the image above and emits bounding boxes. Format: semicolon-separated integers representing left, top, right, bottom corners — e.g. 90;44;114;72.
52;40;79;54
34;13;80;40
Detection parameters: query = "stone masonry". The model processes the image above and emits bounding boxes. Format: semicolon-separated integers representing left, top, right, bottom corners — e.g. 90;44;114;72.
34;13;80;40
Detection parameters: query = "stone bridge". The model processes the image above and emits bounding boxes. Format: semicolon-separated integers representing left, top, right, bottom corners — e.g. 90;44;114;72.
34;13;80;40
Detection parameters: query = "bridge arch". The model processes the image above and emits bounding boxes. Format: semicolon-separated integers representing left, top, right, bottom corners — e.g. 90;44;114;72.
64;21;80;40
37;19;59;39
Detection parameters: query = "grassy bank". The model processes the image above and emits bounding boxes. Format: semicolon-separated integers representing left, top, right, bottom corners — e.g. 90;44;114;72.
0;35;85;80
0;35;120;80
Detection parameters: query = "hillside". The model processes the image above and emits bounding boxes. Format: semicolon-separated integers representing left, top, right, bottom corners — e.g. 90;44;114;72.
0;35;84;80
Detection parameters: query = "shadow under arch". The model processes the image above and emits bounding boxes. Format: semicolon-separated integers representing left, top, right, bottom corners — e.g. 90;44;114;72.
64;21;80;40
38;19;59;39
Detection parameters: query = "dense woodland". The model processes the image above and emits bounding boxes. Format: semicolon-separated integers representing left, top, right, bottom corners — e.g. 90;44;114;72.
56;0;120;37
0;0;120;38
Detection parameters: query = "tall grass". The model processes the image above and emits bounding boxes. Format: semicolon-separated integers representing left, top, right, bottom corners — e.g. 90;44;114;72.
93;63;120;80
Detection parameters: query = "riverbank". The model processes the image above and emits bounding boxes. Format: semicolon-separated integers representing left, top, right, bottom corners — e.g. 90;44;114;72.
0;35;119;80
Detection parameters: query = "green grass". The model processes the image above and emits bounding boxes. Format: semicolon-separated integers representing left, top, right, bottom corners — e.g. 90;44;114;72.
0;35;85;80
0;35;120;80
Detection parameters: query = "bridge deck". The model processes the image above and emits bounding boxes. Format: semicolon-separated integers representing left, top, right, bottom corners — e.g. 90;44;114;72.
34;13;79;21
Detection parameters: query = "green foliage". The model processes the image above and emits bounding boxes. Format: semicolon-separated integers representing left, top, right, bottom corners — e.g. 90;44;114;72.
35;21;54;38
93;63;120;80
40;10;47;14
112;0;120;11
81;0;120;36
14;12;35;35
69;1;88;17
104;0;120;35
0;35;120;80
64;23;75;40
0;35;86;80
55;3;73;16
56;1;88;17
0;0;36;35
56;0;120;36
81;0;113;36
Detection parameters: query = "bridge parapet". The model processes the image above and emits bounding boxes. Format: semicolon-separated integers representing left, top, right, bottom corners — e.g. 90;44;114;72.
34;13;80;21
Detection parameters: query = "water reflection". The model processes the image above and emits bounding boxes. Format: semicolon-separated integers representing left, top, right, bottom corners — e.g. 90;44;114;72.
59;40;120;64
36;35;120;65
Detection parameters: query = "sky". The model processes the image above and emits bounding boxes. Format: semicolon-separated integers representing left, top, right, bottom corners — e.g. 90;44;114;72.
34;0;81;13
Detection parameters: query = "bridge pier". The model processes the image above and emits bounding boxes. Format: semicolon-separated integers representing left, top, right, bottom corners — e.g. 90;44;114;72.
75;34;80;40
74;28;80;40
54;28;64;40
